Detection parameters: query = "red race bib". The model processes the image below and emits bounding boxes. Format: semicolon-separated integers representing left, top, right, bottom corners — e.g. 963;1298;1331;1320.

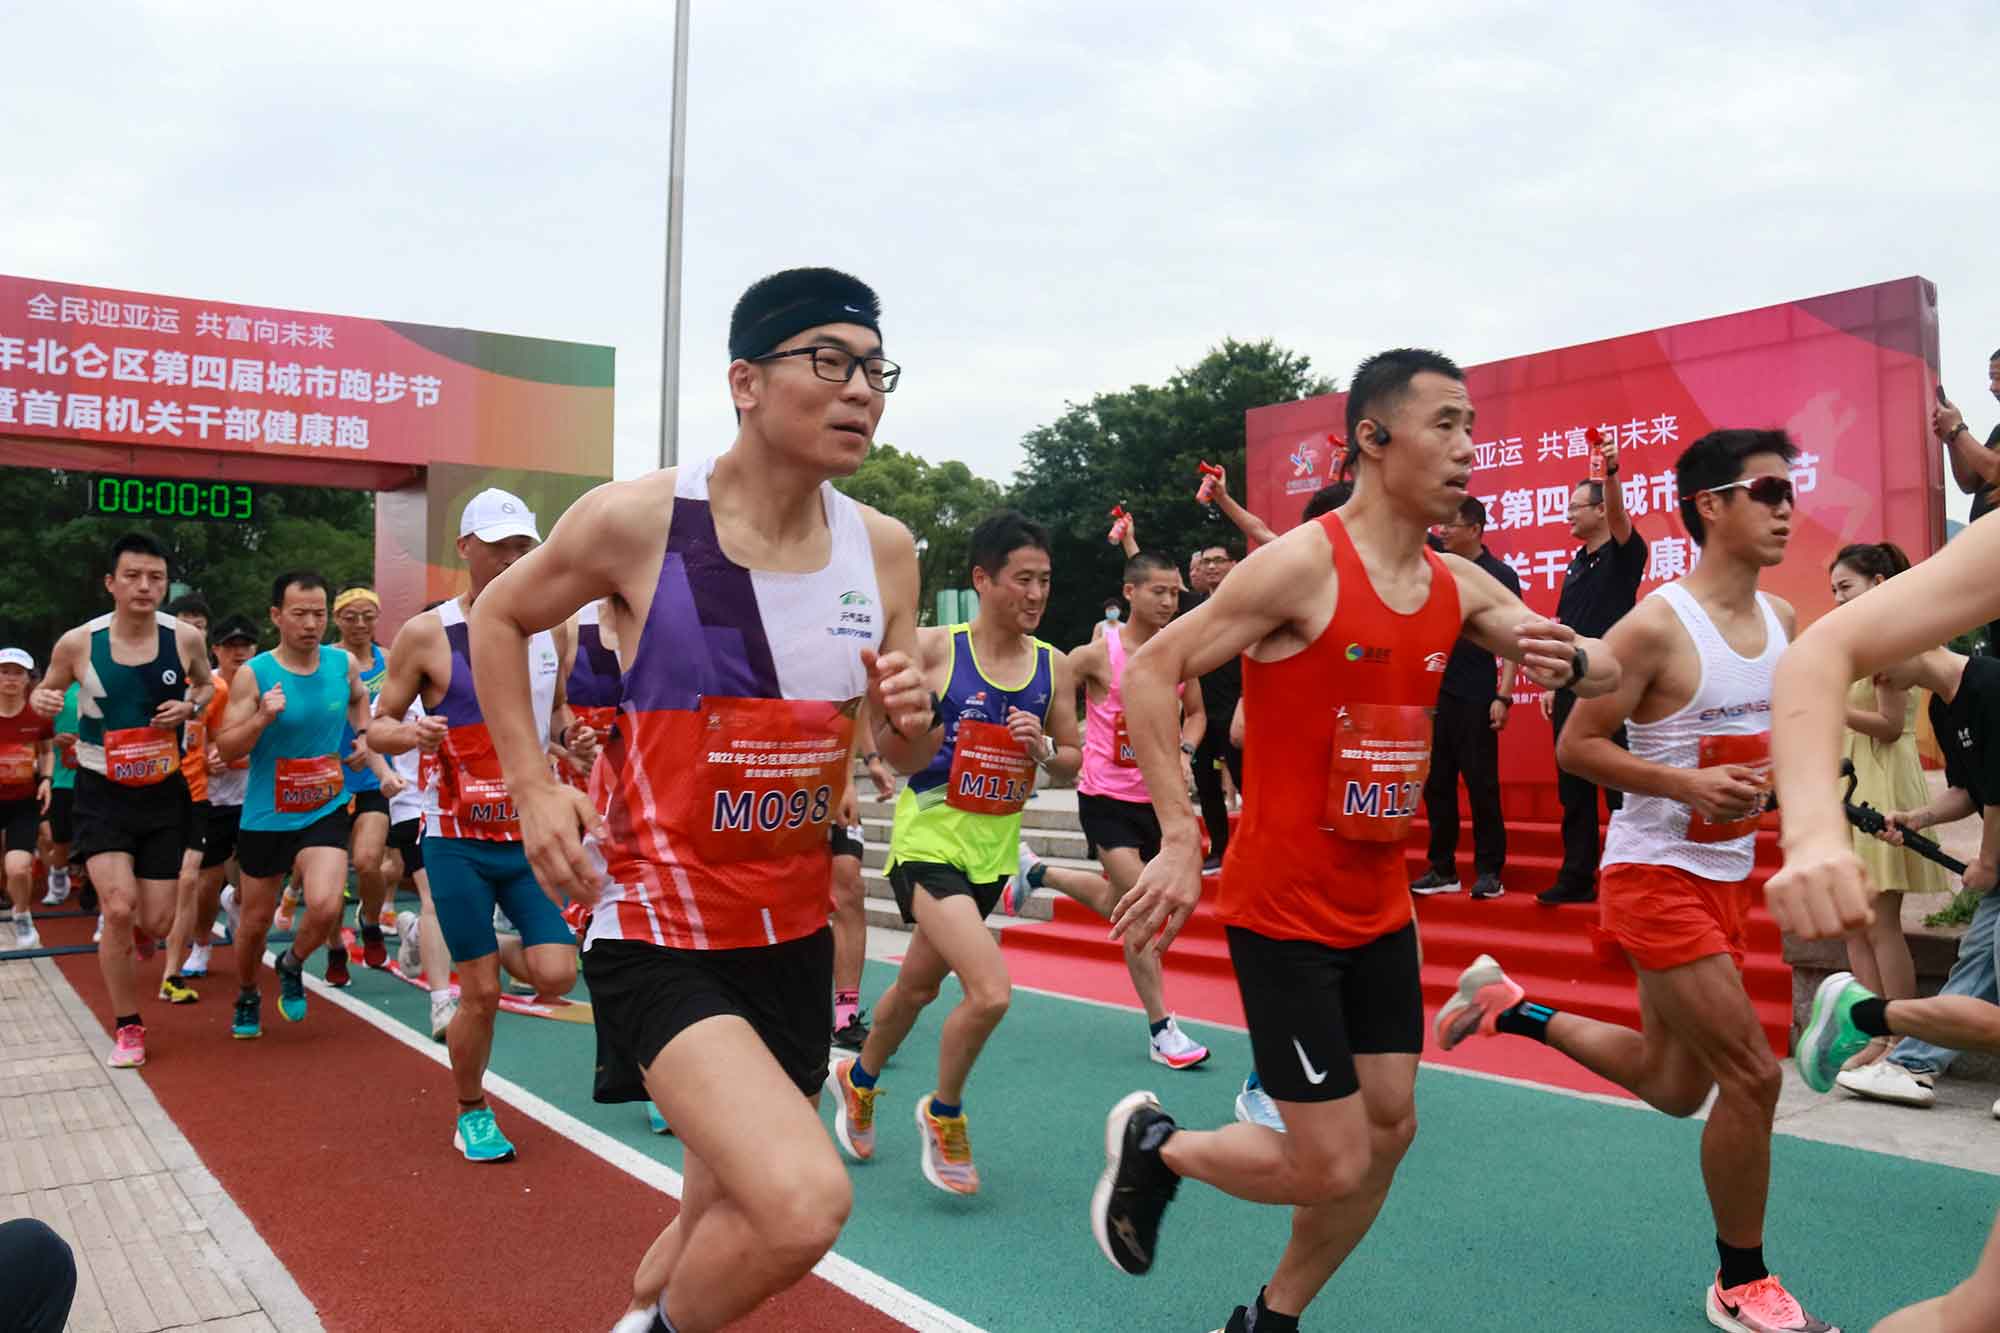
58;735;79;771
274;753;344;814
1320;703;1432;842
1687;731;1772;843
105;726;181;788
945;719;1036;816
0;744;34;796
1111;712;1138;769
689;697;856;865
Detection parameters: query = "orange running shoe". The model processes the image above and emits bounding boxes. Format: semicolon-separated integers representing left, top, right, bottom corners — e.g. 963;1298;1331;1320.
1706;1273;1837;1332
1433;953;1526;1051
915;1094;979;1195
827;1058;879;1162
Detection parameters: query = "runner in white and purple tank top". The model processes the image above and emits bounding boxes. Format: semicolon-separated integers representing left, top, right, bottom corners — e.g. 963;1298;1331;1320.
369;488;581;1167
462;268;940;1331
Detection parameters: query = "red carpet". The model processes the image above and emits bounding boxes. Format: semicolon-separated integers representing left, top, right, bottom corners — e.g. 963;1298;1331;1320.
45;913;908;1333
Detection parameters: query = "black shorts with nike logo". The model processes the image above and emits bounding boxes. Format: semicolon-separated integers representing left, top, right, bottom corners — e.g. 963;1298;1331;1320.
1225;921;1422;1103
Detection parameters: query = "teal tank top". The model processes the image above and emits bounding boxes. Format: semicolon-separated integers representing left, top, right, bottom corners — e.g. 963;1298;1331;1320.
342;644;388;795
243;647;352;832
75;613;186;778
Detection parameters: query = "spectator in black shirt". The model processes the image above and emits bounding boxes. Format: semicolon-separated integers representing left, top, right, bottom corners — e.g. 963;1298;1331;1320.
1934;351;2000;650
1541;432;1648;904
1412;497;1519;900
1181;541;1245;870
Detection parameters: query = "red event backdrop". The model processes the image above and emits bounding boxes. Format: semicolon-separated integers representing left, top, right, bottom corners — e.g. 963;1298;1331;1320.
0;273;615;635
1244;277;1944;816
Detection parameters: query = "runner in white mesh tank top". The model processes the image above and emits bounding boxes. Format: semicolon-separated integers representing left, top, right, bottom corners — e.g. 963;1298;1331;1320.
1436;431;1839;1333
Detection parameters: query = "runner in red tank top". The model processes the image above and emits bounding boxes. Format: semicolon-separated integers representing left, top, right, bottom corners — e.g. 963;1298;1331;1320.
466;269;940;1333
1088;349;1622;1332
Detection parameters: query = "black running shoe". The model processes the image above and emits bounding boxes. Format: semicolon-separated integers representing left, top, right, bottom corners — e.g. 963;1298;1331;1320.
325;944;351;989
1221;1307;1250;1333
832;1012;871;1052
1470;873;1505;901
1535;881;1596;906
231;990;262;1040
275;951;308;1022
1091;1091;1180;1276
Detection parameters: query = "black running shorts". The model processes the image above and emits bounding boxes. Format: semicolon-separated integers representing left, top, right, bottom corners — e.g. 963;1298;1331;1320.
237;807;351;880
200;804;242;870
42;787;75;845
183;799;209;857
1077;792;1162;864
583;928;833;1101
887;859;1007;926
347;789;391;821
0;798;37;854
72;770;194;882
829;822;865;861
1227;921;1423;1104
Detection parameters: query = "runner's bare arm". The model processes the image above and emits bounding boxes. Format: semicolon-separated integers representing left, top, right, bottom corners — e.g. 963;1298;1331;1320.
1557;600;1763;822
857;506;942;773
174;623;214;720
1113;529;1321;951
1211;467;1279;547
367;613;444;757
470;482;653;903
1179;672;1206;755
344;652;373;742
212;659;272;762
1450;554;1619;696
30;629;84;717
1770;515;2000;935
1035;649;1084;784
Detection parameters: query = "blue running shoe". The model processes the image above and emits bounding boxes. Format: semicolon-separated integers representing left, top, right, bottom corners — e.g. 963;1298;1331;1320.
647;1105;673;1136
454;1107;517;1163
275;952;307;1023
232;990;261;1040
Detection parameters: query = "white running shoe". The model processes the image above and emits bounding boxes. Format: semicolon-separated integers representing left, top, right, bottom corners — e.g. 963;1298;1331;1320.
1233;1079;1286;1133
430;991;458;1042
1834;1060;1936;1108
14;915;40;950
92;914;104;944
396;912;422;974
221;885;241;940
1991;1096;1999;1122
609;1310;657;1333
41;870;70;905
1149;1016;1210;1070
184;943;212;978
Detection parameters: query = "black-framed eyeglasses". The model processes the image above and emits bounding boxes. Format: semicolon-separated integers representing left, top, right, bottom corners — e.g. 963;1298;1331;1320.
1700;476;1794;508
749;346;901;393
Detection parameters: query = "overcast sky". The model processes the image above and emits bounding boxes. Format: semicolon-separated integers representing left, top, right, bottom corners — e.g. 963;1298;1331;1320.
8;3;1997;520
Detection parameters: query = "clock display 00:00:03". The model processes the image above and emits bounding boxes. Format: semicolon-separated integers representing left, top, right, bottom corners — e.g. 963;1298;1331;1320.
87;476;256;521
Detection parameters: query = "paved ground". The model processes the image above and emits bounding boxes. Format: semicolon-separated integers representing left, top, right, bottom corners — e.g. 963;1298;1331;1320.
0;956;320;1333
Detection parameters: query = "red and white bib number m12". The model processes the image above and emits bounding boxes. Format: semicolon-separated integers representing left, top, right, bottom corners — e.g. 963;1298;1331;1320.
1321;703;1432;842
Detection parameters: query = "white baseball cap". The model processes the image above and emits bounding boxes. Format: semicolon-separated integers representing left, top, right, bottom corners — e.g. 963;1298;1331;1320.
0;648;32;671
458;488;541;544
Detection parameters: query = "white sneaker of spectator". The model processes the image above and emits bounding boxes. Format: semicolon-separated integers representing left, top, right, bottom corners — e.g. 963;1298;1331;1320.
1834;1060;1936;1107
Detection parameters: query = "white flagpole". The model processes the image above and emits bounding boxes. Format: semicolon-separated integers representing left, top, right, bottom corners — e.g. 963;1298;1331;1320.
659;0;691;470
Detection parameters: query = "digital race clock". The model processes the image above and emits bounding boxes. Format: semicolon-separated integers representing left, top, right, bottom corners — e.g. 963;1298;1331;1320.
85;475;257;523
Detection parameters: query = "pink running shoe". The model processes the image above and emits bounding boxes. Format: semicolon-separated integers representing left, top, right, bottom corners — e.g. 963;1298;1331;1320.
108;1023;147;1069
1433;954;1525;1051
1706;1273;1837;1332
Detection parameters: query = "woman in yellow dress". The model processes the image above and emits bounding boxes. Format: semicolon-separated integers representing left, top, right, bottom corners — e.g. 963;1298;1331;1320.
1829;543;1950;1066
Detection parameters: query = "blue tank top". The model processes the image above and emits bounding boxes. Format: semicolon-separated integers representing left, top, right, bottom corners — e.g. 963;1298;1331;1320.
243;647;353;831
342;644;388;794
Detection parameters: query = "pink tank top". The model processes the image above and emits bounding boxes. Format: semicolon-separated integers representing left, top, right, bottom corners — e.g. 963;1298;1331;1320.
1079;624;1179;804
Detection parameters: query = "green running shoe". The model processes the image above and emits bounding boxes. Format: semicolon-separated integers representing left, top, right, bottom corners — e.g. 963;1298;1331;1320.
275;951;308;1023
1797;970;1874;1094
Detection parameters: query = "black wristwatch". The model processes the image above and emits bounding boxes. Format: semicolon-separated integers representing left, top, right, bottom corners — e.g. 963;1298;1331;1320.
1948;423;1972;443
1179;741;1197;757
1567;646;1589;689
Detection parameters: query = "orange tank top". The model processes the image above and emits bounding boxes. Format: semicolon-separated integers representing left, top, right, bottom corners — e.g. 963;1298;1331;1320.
1220;512;1462;948
180;677;230;804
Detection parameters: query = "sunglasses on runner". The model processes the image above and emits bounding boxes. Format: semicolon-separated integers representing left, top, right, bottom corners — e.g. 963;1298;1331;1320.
1696;476;1794;508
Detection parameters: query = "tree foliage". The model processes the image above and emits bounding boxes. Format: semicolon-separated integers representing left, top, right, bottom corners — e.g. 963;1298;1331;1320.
1006;338;1335;646
0;470;375;658
834;443;1004;622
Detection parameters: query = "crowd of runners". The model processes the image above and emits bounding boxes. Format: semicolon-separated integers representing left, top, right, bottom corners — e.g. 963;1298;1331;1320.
3;267;1999;1333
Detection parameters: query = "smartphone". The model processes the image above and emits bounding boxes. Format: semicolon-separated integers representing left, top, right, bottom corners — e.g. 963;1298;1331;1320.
1938;383;1950;405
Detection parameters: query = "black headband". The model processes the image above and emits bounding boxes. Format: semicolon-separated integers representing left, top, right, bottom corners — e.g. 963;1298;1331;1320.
730;296;881;363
